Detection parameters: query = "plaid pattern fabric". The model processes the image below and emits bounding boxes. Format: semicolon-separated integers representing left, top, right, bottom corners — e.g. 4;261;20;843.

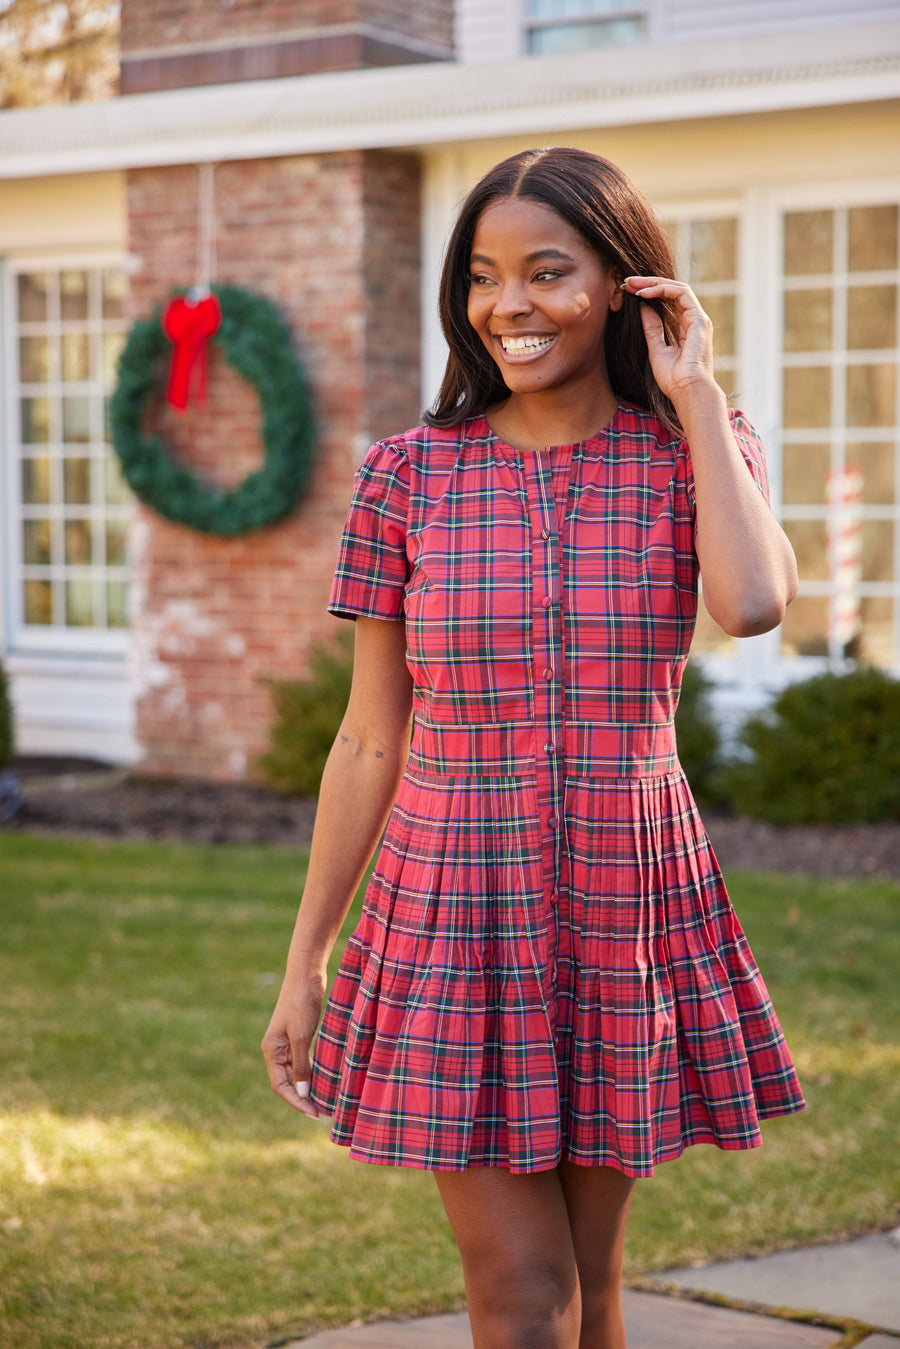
311;403;805;1177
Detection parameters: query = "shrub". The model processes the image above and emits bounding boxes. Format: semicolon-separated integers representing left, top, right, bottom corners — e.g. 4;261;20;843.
674;660;723;810
259;629;354;796
0;658;13;768
726;666;900;824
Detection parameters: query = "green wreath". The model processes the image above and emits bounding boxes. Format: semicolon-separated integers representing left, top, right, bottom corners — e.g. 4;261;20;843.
109;283;315;535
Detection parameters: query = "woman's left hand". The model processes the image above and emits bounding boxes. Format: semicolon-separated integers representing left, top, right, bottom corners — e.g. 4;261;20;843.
622;276;717;405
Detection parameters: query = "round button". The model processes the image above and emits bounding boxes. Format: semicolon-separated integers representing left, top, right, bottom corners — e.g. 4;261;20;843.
540;528;551;541
547;816;557;828
541;596;552;609
542;667;553;680
544;742;555;753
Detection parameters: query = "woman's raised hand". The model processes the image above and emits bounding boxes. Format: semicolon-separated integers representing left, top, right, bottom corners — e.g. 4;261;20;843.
622;276;718;406
261;971;326;1118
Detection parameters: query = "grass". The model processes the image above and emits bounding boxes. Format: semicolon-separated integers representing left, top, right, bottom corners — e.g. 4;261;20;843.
0;834;898;1349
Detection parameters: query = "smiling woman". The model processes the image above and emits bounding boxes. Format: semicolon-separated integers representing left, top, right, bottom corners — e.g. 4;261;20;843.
261;145;803;1349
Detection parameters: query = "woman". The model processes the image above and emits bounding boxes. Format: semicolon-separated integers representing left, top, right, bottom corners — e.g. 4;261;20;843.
262;147;805;1349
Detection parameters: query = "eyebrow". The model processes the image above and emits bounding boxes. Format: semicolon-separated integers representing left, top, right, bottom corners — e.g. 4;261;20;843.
469;248;575;266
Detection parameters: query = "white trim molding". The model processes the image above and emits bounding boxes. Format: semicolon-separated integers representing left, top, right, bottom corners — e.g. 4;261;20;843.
0;19;898;179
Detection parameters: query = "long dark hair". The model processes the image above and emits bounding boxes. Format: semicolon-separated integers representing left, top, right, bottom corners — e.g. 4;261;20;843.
424;146;680;432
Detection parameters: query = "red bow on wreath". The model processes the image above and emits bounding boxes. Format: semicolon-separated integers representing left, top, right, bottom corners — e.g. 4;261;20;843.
162;291;222;411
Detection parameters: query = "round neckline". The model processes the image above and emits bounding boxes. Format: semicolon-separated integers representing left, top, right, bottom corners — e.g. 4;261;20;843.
473;402;625;455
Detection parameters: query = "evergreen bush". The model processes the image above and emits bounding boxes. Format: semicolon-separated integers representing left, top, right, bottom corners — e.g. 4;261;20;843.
259;630;354;797
0;658;14;767
726;666;900;824
675;660;723;810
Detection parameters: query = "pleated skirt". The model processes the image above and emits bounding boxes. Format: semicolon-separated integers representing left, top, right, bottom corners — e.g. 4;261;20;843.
309;765;805;1177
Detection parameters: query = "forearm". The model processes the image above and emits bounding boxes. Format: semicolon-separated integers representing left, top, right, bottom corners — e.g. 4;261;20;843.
284;714;411;980
679;385;798;637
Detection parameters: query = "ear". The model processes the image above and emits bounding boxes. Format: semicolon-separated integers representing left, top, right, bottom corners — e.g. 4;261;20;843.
608;266;625;312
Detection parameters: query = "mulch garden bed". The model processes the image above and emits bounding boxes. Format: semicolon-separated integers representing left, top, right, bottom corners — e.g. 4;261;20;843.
4;755;900;880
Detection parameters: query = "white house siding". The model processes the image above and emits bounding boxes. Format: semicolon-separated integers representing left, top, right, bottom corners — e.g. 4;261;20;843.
455;0;900;62
659;0;900;44
455;0;522;64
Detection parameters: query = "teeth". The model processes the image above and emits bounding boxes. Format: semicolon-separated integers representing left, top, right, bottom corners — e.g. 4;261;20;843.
501;335;555;352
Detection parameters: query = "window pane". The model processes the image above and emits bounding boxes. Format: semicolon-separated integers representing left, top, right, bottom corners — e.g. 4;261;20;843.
697;293;735;358
24;579;53;625
21;396;52;444
22;458;52;506
846;441;895;504
102;332;126;385
527;16;644;52
847;285;897;350
18;272;50;321
861;520;894;583
784;519;828;580
107;579;128;628
64;519;93;565
783;288;832;352
64;457;92;504
102;269;127;319
783;366;831;427
690;590;736;657
858;597;894;667
62;395;91;443
23;519;53;565
782;443;830;505
690;219;736;283
781;595;828;658
846;363;896;427
104;451;129;505
848;204;898;272
105;519;128;566
60;270;89;320
20;335;54;383
784;211;833;276
62;332;91;382
65;577;94;626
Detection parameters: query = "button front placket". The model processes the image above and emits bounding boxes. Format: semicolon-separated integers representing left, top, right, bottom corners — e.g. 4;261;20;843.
522;447;574;1063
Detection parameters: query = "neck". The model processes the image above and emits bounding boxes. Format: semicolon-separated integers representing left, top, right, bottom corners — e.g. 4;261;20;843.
485;382;620;454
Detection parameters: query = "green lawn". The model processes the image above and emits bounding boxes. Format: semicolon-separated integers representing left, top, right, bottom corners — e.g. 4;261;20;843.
0;833;898;1349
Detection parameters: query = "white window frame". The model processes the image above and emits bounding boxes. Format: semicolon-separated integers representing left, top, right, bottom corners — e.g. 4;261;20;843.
768;178;900;683
521;0;650;54
1;251;131;659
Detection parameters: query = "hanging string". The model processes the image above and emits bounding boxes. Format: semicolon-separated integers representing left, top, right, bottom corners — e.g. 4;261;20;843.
192;161;218;300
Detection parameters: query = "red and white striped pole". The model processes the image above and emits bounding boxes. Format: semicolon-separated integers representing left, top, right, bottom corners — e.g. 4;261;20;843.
826;466;863;655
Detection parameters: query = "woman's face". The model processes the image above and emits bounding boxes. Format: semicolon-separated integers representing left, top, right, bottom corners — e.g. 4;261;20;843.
466;196;623;399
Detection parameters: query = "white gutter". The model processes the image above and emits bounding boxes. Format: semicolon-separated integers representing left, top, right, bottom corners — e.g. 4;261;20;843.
0;19;898;179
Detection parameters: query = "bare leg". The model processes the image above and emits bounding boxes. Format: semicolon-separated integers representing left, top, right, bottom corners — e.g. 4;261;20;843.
558;1159;636;1349
434;1167;582;1349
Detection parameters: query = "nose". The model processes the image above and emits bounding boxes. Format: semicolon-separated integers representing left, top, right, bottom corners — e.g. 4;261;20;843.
491;278;533;319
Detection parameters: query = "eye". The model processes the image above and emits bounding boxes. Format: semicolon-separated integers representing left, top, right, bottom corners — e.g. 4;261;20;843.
533;269;561;282
468;273;493;287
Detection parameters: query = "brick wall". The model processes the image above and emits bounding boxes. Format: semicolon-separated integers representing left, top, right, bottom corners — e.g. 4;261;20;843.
120;0;454;92
126;149;421;779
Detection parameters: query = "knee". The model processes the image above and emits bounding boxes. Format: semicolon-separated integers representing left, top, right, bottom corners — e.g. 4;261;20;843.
471;1260;578;1349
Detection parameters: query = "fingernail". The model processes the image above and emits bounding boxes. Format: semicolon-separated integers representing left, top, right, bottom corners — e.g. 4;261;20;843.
295;1081;310;1099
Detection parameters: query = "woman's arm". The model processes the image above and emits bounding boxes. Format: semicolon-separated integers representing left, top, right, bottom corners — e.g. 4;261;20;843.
261;615;413;1117
623;276;798;638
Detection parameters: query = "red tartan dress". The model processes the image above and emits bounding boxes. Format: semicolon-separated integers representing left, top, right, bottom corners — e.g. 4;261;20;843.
309;403;805;1177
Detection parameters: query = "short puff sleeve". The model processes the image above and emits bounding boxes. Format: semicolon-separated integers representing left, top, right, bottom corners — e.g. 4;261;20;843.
685;409;770;513
329;439;410;621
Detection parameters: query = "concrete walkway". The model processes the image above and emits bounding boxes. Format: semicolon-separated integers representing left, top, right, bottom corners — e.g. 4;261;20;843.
292;1229;900;1348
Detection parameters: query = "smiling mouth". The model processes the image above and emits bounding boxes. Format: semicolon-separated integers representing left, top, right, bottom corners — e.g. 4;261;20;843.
499;334;556;354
